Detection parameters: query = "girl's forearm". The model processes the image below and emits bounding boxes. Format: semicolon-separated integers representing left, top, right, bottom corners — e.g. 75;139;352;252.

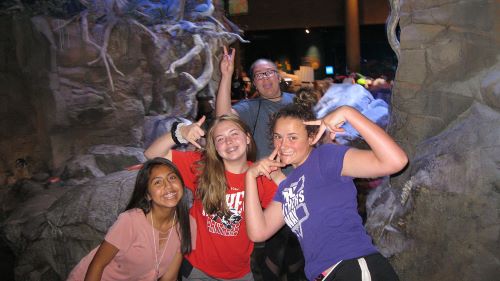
245;171;284;243
144;132;175;160
244;173;285;242
84;241;118;281
342;106;408;171
244;174;266;241
215;75;234;117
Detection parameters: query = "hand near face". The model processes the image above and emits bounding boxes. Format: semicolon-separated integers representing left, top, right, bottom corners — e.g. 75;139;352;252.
247;146;286;180
304;109;346;145
179;116;206;149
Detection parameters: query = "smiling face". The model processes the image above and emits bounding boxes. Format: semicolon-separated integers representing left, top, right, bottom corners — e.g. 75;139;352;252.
252;60;282;99
212;120;251;163
273;117;314;167
147;165;184;209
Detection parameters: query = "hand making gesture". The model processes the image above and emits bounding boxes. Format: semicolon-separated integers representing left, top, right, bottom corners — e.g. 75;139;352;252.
247;146;286;184
178;116;207;149
220;46;235;78
304;107;348;145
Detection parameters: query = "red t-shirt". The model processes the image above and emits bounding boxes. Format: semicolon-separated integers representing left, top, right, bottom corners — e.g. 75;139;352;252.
172;150;277;279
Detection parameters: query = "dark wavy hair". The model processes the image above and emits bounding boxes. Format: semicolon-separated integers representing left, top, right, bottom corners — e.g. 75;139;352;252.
125;157;192;254
269;90;319;141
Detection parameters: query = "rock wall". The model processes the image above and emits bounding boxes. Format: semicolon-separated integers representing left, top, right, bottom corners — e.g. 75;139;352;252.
0;1;243;279
0;0;241;181
365;1;500;280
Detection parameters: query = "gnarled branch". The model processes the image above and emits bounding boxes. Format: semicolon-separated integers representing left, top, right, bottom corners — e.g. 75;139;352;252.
81;11;124;92
166;34;204;74
387;0;401;60
171;35;214;117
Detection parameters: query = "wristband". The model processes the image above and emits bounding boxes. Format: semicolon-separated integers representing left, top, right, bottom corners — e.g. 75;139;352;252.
175;123;188;144
171;121;188;145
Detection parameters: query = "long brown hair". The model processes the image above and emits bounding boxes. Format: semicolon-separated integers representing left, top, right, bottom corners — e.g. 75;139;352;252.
196;115;256;216
126;157;191;254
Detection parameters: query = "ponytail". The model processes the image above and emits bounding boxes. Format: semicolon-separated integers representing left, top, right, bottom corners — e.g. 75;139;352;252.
269;88;319;141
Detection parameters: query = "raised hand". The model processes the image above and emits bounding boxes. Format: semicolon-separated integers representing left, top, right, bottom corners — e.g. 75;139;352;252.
304;107;347;145
179;116;206;149
220;46;235;77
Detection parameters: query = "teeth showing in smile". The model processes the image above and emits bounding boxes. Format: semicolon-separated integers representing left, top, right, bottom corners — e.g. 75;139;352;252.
163;192;176;199
280;151;293;157
227;146;238;153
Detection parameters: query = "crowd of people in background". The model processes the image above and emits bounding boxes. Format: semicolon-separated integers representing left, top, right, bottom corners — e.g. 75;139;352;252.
229;67;394;108
68;46;405;281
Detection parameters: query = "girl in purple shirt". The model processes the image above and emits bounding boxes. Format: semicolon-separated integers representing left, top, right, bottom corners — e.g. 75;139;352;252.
244;98;408;281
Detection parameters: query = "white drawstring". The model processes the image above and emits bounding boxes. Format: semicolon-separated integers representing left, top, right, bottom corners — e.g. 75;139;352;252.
357;257;372;281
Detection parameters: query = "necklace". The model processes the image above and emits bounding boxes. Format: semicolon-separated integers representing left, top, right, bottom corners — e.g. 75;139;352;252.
150;209;176;280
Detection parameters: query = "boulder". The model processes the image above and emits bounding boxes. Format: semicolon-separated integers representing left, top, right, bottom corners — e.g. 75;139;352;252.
2;170;137;281
367;102;500;280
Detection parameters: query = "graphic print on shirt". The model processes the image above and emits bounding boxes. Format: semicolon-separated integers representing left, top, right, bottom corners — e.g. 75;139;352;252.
282;175;309;239
204;190;244;236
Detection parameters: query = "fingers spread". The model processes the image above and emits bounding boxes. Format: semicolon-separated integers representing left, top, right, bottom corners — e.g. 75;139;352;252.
255;157;286;180
311;124;326;145
230;48;235;61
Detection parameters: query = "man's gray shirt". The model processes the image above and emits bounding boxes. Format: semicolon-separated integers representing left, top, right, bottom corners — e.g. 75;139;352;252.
233;92;294;160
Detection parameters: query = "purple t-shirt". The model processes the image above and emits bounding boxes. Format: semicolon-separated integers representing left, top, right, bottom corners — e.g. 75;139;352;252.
273;144;377;280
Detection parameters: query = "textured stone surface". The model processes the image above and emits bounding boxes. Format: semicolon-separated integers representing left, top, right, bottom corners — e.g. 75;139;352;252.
400;24;445;50
395;49;427;84
61;155;105;185
367;0;500;280
480;66;500;109
88;144;146;174
0;1;238;175
0;1;240;280
3;170;137;280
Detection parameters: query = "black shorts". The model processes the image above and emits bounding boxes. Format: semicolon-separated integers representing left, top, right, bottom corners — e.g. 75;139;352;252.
317;253;399;281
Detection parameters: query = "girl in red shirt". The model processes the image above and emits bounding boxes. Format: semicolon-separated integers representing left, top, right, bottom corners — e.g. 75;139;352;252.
145;115;281;280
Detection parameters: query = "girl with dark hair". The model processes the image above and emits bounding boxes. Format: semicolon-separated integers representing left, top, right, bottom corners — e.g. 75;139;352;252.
244;96;408;281
67;157;192;281
145;115;280;281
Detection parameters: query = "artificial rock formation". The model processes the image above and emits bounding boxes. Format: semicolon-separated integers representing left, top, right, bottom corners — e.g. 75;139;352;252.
0;0;244;178
365;1;500;280
0;0;244;280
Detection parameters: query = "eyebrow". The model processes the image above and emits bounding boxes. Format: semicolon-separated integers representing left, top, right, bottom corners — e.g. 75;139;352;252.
214;128;240;138
274;132;299;136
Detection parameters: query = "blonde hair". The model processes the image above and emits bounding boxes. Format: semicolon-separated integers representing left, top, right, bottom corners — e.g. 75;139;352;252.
196;115;256;215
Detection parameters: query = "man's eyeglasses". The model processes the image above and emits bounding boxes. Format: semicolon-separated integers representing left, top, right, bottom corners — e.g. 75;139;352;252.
253;70;278;80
